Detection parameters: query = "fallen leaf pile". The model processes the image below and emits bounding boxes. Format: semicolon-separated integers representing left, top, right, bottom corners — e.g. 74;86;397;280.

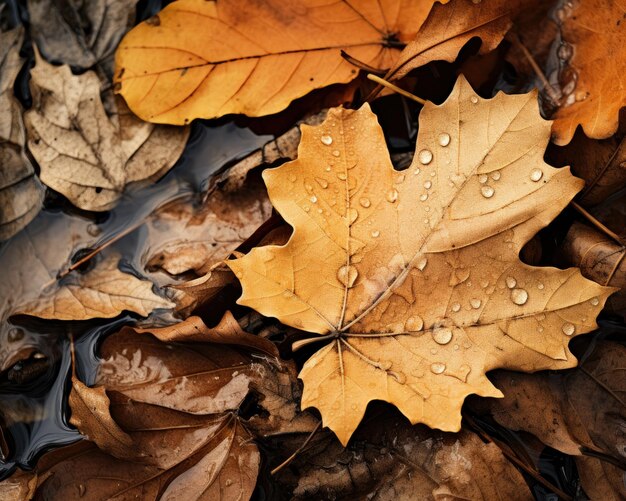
1;0;626;499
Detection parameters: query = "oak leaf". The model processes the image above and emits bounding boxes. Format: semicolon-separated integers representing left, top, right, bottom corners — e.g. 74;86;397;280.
0;26;44;241
15;253;173;321
24;51;189;212
114;0;444;123
229;76;613;445
548;0;626;144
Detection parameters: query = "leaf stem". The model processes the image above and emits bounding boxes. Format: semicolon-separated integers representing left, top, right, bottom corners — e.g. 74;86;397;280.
270;421;322;475
366;74;426;105
571;201;624;246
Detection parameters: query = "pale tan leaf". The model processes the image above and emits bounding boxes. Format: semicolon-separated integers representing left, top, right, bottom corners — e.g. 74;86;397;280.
15;254;173;321
24;51;189;212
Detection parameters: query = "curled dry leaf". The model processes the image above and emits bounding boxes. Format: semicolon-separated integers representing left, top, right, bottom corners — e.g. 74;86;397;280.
24;51;189;212
386;0;519;81
14;253;173;321
145;179;271;277
561;221;626;318
471;341;626;499
0;26;44;241
27;0;138;78
229;77;613;445
549;0;626;144
272;410;531;500
114;0;444;123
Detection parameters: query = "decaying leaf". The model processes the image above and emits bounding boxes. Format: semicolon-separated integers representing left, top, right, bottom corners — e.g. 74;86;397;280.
145;180;271;277
15;253;173;321
0;26;44;241
24;51;189;212
547;120;626;207
114;0;444;123
229;77;613;445
471;341;626;499
561;222;626;318
386;0;518;81
27;0;138;77
549;0;626;144
271;409;532;500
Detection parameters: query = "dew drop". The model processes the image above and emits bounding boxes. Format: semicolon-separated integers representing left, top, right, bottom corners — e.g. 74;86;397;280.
562;322;575;336
433;328;453;345
478;174;488;184
557;42;573;61
438;133;451;147
511;288;528;305
332;150;340;157
418;149;433;165
288;174;297;182
537;283;544;290
371;230;380;238
337;265;358;288
386;188;399;203
321;135;333;145
310;195;317;203
420;193;428;201
590;297;599;306
481;185;495;198
315;177;328;188
417;256;428;271
359;197;371;208
225;479;233;487
424;180;432;190
414;167;421;175
390;371;407;384
405;315;424;332
491;170;501;181
337;172;347;181
452;302;461;312
530;168;543;182
506;276;517;289
470;298;482;309
325;166;332;172
396;174;405;184
347;208;359;224
470;95;479;104
430;362;446;374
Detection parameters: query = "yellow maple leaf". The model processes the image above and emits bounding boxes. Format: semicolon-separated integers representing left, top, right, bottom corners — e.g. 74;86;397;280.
228;76;614;445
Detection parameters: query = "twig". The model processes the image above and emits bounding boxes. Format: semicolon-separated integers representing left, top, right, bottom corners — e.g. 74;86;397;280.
571;201;624;246
507;32;561;105
366;74;426;105
340;50;386;74
271;421;322;475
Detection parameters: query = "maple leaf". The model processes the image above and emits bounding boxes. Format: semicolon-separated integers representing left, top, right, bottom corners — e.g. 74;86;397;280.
114;0;444;123
228;76;614;445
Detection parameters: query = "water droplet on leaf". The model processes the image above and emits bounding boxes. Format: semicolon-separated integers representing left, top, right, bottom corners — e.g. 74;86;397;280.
418;149;433;165
321;135;333;145
337;265;358;288
510;288;528;305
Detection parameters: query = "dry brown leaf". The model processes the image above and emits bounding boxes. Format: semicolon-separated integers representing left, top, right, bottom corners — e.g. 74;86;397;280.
135;311;279;357
561;221;626;318
272;409;532;500
386;0;518;82
0;26;44;241
549;0;626;144
69;377;133;457
15;253;173;321
471;341;626;499
114;0;444;123
547;120;626;207
229;76;613;445
145;180;271;277
24;51;189;212
27;0;138;77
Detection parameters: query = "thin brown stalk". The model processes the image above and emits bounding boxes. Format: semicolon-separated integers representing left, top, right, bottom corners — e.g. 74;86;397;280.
366;74;426;105
271;421;322;475
571;201;624;246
